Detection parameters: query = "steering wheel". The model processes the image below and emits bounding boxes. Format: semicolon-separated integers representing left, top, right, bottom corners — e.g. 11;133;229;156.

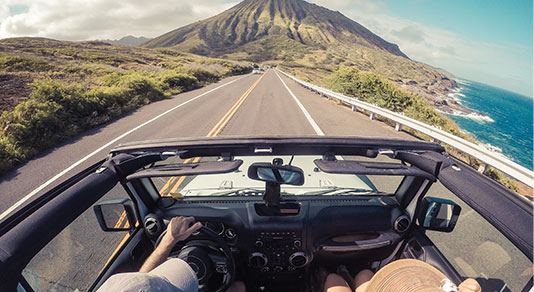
155;226;235;292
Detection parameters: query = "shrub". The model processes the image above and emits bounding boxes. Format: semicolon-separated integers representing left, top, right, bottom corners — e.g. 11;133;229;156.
159;71;199;93
326;67;518;192
0;55;54;72
186;67;221;84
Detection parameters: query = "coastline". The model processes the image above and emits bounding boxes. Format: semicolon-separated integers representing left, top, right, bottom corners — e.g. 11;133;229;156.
441;78;533;171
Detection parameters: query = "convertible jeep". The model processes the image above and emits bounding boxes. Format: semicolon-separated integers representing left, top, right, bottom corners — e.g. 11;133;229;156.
0;136;531;292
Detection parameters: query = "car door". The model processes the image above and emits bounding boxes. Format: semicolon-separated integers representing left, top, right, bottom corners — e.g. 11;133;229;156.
404;156;533;292
0;153;157;292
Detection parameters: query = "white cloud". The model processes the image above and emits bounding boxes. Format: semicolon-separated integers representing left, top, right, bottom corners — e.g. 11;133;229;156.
310;0;385;13
339;9;533;97
0;0;238;40
0;0;531;96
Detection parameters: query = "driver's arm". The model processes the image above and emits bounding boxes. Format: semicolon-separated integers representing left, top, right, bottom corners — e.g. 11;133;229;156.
139;216;202;273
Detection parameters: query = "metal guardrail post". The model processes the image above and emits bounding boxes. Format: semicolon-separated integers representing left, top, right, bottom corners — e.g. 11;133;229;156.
478;163;488;173
276;69;534;189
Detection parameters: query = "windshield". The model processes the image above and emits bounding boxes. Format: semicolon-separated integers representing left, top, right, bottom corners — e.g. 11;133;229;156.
149;155;405;197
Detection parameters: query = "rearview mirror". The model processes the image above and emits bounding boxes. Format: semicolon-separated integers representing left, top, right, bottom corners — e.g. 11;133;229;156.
418;197;461;232
248;163;304;186
94;199;136;232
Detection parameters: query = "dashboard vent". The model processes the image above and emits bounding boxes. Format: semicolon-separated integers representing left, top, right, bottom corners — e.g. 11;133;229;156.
314;198;372;204
144;216;160;236
394;215;411;233
180;200;251;204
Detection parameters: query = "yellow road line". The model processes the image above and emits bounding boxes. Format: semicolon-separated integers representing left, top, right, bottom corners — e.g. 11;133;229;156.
102;73;265;272
114;211;127;228
163;74;265;195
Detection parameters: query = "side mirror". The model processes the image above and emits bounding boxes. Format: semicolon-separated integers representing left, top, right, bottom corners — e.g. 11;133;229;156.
418;197;461;232
248;163;304;186
94;199;136;232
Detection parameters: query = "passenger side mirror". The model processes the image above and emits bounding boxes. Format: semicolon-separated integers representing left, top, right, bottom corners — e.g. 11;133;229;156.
418;197;461;232
94;199;136;232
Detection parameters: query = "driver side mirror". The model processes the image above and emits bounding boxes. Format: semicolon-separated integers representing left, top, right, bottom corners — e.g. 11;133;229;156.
94;199;136;232
418;197;461;232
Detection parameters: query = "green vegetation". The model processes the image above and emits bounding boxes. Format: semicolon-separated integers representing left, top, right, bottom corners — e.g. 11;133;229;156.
144;0;456;104
325;67;519;192
327;67;466;137
0;37;251;174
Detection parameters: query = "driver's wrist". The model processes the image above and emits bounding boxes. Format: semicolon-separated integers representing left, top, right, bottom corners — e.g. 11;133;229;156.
160;234;178;248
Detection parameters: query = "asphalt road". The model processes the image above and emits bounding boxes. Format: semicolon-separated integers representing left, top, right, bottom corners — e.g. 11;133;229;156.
0;69;412;217
3;69;527;292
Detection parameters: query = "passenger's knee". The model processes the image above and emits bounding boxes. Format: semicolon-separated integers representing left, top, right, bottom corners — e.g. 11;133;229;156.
354;269;373;283
324;273;351;292
354;269;374;289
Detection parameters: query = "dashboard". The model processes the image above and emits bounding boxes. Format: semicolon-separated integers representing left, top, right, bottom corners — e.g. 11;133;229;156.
142;196;411;290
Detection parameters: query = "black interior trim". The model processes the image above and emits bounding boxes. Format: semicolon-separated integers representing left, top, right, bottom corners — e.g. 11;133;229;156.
0;154;134;291
127;160;244;180
0;159;104;237
438;156;533;260
314;159;436;181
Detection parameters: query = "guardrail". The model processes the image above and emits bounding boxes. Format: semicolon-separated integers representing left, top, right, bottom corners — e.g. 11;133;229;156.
277;69;534;188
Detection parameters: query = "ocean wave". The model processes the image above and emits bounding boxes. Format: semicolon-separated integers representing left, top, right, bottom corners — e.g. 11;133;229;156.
447;93;463;103
445;110;495;123
455;79;472;86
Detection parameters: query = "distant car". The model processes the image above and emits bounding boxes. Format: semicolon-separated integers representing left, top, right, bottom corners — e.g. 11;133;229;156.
252;68;263;74
0;136;531;292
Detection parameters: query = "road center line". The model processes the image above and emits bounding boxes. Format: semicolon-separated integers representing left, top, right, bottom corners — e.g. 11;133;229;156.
0;75;247;221
162;73;266;196
106;73;266;267
275;70;325;136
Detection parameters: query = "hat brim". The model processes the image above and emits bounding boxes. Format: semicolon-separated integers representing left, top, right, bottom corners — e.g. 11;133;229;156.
366;259;449;292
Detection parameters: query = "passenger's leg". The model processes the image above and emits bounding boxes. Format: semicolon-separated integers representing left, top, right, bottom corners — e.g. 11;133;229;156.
353;269;374;292
324;273;352;292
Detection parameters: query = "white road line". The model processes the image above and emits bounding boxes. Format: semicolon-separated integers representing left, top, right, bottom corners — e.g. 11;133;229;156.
0;76;246;221
275;71;325;136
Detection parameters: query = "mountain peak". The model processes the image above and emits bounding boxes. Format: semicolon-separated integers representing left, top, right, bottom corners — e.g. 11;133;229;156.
143;0;407;59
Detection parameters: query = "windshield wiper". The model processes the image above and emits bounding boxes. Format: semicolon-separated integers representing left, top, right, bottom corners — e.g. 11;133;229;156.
301;187;385;196
212;188;265;197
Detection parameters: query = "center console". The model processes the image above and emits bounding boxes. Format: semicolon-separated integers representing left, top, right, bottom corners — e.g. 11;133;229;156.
248;230;310;273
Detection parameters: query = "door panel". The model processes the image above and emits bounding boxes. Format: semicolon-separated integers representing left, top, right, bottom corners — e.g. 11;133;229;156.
22;184;130;292
415;181;532;292
402;228;463;285
90;229;153;291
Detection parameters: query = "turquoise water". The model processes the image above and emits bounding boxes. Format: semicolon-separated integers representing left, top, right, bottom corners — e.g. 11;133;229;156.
446;79;533;170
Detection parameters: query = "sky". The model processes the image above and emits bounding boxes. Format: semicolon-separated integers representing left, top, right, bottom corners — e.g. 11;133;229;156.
0;0;532;97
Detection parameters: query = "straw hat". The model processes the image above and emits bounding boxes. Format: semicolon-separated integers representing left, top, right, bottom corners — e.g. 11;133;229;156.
366;259;457;292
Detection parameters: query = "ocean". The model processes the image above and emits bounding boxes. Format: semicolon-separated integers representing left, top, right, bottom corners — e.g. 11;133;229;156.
445;79;533;170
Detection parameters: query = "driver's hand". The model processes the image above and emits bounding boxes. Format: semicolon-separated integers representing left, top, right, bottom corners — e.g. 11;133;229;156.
162;216;202;246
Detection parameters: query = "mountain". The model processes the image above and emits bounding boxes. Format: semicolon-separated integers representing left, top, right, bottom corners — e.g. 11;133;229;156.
143;0;457;101
143;0;406;58
103;35;151;46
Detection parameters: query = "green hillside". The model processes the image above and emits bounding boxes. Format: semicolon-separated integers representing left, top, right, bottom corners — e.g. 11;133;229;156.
0;37;251;173
143;0;456;103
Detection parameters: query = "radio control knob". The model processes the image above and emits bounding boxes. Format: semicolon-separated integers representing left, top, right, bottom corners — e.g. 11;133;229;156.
274;266;283;272
249;252;268;268
293;240;302;248
255;240;264;247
